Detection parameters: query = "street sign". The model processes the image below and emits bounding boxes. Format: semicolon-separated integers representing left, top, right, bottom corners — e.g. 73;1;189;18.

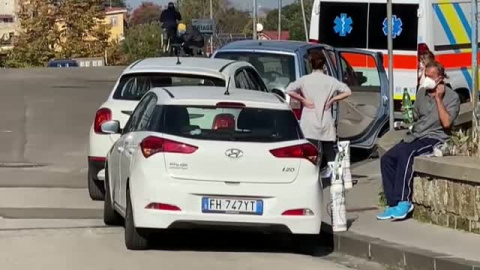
192;19;216;35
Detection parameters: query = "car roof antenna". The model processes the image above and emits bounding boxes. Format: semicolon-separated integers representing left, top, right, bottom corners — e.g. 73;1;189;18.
224;77;231;96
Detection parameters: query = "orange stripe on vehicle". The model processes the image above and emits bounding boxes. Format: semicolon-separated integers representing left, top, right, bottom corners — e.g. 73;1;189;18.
436;52;477;69
343;54;417;69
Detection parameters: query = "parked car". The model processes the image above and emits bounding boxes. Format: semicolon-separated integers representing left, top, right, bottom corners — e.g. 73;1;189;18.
213;40;390;150
88;57;268;201
47;59;79;68
101;86;322;250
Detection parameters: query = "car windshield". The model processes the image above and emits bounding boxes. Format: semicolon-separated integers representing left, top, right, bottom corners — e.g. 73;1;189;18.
113;73;226;101
215;52;296;91
150;105;303;143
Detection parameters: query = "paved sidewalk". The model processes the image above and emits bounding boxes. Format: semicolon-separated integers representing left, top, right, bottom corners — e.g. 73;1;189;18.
322;158;480;269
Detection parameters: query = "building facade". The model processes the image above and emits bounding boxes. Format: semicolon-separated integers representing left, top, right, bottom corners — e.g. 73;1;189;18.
0;0;19;52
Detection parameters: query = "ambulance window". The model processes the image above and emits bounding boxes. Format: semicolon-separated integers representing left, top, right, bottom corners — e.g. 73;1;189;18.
368;3;418;51
318;2;368;49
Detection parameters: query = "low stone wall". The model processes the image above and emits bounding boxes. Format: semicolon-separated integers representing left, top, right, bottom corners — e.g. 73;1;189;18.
412;156;480;234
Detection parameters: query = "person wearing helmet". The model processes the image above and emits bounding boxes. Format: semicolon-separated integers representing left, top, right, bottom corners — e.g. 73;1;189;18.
160;2;182;43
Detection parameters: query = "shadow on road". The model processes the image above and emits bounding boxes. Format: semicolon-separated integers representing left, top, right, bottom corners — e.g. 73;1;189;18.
144;222;335;257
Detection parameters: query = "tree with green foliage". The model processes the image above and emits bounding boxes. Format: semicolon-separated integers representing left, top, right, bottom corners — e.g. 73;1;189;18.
130;2;162;26
56;0;110;58
264;0;313;41
177;0;251;34
121;22;162;63
6;0;59;67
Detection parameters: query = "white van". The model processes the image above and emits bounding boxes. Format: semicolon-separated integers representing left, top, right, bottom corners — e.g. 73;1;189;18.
310;0;475;117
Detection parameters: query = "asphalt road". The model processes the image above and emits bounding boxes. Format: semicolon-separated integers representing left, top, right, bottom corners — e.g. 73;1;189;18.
0;67;386;270
0;227;386;270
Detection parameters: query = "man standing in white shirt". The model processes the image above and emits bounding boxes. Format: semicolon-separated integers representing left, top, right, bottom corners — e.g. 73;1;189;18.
287;52;352;175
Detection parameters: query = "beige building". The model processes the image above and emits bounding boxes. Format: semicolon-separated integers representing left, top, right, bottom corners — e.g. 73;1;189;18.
0;0;19;52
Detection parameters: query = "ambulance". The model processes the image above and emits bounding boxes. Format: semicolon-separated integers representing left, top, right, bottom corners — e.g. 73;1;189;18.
310;0;476;117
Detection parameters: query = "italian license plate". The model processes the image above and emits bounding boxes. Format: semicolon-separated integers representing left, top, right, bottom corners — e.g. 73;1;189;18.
201;197;263;215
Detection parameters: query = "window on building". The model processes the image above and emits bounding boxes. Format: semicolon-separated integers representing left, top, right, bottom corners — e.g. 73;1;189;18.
110;16;118;27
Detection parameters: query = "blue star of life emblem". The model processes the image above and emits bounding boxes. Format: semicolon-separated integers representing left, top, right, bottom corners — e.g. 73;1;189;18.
333;13;353;37
382;15;403;38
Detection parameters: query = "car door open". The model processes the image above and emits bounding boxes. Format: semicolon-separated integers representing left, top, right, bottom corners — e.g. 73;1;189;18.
334;49;389;149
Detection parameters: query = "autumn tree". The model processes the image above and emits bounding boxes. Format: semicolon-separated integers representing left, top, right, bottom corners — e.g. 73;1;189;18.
217;8;251;34
6;0;59;67
56;0;110;58
177;0;250;34
130;2;162;26
177;0;227;27
264;0;313;41
109;0;126;7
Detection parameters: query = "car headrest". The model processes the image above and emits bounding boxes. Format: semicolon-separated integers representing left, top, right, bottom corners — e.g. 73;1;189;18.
212;113;235;130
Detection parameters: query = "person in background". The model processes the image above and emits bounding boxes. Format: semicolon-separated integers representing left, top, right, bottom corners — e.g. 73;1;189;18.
418;51;435;86
181;25;205;56
377;61;460;221
160;2;182;44
287;52;352;177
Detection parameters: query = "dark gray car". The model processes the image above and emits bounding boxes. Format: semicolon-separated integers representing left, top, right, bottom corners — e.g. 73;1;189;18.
213;40;389;149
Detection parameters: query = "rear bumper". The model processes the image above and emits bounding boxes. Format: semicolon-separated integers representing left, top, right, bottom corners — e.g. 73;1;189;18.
130;170;323;235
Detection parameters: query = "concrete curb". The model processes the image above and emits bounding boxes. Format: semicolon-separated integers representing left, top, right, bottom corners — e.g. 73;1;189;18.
326;229;480;270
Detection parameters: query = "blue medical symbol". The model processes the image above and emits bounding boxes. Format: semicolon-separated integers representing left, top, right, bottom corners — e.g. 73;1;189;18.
382;15;403;38
334;13;353;37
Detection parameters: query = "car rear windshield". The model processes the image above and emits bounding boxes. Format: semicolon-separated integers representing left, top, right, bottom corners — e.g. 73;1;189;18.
214;52;296;91
150;105;303;142
113;73;226;101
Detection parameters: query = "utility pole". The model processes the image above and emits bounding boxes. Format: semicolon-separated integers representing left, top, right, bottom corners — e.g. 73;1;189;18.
300;0;308;41
278;0;282;40
472;0;479;154
253;0;258;40
210;0;214;54
387;0;395;131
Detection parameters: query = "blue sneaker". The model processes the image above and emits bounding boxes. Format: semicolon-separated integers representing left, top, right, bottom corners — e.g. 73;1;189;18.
392;201;414;220
376;206;395;220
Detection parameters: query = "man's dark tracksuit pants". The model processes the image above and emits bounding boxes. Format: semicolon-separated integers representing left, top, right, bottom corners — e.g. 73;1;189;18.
380;138;441;207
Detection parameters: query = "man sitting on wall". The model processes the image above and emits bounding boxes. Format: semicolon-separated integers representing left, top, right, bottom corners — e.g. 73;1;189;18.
377;61;460;221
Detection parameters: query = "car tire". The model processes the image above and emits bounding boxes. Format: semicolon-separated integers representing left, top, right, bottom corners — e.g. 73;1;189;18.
88;168;105;201
125;187;149;250
103;164;123;226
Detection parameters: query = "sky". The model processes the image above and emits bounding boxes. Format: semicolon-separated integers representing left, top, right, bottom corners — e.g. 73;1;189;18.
126;0;297;11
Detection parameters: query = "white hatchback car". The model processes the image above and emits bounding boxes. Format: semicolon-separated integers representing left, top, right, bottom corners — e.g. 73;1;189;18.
100;86;322;250
88;57;268;200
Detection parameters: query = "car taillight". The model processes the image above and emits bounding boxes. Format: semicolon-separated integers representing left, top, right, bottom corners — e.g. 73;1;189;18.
140;136;198;158
270;143;318;164
94;108;112;134
145;203;181;211
282;208;314;216
212;114;235;130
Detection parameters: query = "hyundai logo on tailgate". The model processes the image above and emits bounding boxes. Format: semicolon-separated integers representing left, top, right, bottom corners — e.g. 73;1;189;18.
225;149;243;158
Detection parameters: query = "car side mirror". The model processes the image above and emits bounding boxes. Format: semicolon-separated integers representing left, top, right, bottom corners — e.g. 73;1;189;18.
271;88;286;99
101;120;121;134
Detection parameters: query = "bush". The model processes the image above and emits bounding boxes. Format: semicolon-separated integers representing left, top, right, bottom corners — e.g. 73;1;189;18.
122;22;163;63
